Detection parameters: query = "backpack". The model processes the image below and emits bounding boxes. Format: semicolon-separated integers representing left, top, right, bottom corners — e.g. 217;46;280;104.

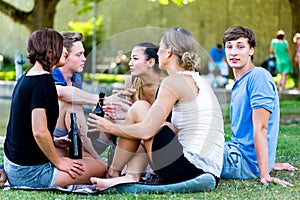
260;54;277;77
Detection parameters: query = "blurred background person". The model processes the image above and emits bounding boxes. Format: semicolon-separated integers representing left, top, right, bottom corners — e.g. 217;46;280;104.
293;33;300;91
270;30;293;91
208;44;229;88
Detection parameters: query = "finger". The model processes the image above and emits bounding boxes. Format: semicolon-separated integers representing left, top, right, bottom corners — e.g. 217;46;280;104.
275;179;294;187
87;121;95;127
68;170;76;179
89;113;98;119
121;98;132;105
87;118;97;125
88;128;98;133
260;179;269;186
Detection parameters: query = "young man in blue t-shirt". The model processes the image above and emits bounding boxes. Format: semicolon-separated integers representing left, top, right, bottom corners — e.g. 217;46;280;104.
221;26;296;187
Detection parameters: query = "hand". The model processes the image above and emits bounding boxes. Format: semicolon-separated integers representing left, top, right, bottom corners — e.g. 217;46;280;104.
272;163;298;171
87;113;113;133
106;93;132;108
163;122;179;136
112;88;136;99
104;104;129;120
260;175;294;187
53;135;71;148
57;157;85;179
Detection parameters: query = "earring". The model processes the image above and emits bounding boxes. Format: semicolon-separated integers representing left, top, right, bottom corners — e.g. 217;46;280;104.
165;55;169;58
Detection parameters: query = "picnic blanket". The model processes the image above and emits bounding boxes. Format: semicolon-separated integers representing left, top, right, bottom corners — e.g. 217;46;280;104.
2;173;216;194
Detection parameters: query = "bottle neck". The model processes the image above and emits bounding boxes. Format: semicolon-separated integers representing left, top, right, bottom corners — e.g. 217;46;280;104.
70;113;78;134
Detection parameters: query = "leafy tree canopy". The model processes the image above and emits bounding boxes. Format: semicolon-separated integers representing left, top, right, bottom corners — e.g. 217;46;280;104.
147;0;195;6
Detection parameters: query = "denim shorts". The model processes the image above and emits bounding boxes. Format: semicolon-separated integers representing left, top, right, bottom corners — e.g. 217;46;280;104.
4;153;58;188
220;143;257;179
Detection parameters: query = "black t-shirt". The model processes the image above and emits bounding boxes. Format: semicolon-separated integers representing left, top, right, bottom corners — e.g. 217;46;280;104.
4;74;59;165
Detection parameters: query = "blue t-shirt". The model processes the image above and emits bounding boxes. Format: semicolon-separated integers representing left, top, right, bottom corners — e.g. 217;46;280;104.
52;67;82;89
228;67;279;177
210;46;226;63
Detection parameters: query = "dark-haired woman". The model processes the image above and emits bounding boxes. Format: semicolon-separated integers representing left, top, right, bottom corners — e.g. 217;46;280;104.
4;29;105;188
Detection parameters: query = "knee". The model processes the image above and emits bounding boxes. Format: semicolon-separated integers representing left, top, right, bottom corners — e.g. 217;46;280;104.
128;100;151;115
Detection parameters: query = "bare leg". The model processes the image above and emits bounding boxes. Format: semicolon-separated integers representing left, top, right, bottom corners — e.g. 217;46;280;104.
55;156;106;187
298;73;300;91
107;100;151;178
90;145;149;191
107;138;140;177
281;73;287;90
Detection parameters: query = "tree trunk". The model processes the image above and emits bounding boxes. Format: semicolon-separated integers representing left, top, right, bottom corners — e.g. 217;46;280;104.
288;0;300;74
0;0;60;32
289;0;300;34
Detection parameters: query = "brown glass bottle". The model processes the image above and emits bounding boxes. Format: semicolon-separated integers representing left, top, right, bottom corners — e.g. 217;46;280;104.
88;92;105;141
69;112;82;159
93;92;105;117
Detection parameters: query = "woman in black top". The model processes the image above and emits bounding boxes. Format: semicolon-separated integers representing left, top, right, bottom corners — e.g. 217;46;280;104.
4;29;106;188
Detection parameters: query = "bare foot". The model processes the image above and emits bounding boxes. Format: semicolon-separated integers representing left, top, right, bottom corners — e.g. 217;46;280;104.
105;168;121;178
0;168;7;187
272;163;298;171
90;174;138;191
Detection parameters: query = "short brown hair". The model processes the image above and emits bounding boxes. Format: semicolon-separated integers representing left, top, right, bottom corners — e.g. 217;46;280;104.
60;32;84;52
223;26;256;48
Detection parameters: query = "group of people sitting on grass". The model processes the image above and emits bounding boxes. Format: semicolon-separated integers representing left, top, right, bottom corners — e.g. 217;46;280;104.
0;26;297;191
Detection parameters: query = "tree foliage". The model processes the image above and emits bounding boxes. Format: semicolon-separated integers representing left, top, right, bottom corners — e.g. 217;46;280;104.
68;15;104;54
147;0;195;6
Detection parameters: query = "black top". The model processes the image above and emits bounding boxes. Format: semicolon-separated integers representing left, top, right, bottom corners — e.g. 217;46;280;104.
4;74;59;165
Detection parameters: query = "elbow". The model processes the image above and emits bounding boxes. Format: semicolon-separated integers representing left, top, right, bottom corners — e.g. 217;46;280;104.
140;128;155;141
141;134;152;141
56;87;65;99
56;87;72;102
33;129;48;140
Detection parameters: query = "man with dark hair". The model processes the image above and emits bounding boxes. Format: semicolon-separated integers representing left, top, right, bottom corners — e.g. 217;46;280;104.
221;26;296;187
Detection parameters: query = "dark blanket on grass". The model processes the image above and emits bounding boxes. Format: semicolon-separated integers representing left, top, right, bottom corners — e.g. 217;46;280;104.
2;173;216;194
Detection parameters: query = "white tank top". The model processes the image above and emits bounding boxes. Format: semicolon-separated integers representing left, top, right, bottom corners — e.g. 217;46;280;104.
172;71;224;177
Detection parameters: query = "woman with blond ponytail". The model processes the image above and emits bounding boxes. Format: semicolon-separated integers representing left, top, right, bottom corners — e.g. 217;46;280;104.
88;27;224;191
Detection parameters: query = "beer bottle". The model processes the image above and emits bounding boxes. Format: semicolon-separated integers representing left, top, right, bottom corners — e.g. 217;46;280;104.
88;92;105;141
69;112;82;159
93;92;105;117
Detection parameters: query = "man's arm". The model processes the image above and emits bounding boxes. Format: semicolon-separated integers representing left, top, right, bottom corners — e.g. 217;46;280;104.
253;108;293;187
56;85;98;105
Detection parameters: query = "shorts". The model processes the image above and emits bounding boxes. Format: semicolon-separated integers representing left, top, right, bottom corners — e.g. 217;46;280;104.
4;153;58;188
221;143;257;179
151;126;218;184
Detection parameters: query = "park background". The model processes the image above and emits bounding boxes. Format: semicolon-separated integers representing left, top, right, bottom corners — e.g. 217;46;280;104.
0;1;299;199
0;0;299;77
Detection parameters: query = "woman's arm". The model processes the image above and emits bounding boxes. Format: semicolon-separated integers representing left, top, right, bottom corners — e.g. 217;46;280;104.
32;108;85;178
88;77;178;140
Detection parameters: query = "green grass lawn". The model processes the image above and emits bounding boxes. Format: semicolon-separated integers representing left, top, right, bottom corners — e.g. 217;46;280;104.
0;100;299;199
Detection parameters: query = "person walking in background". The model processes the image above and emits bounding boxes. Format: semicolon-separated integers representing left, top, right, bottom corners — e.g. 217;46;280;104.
88;27;224;191
270;30;293;91
293;33;300;91
221;26;295;187
208;44;229;87
3;29;106;189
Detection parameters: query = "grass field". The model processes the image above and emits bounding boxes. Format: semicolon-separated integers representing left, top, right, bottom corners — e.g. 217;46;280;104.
0;100;299;199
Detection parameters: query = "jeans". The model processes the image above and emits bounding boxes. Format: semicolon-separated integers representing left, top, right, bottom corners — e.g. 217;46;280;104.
4;153;58;188
221;143;258;179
